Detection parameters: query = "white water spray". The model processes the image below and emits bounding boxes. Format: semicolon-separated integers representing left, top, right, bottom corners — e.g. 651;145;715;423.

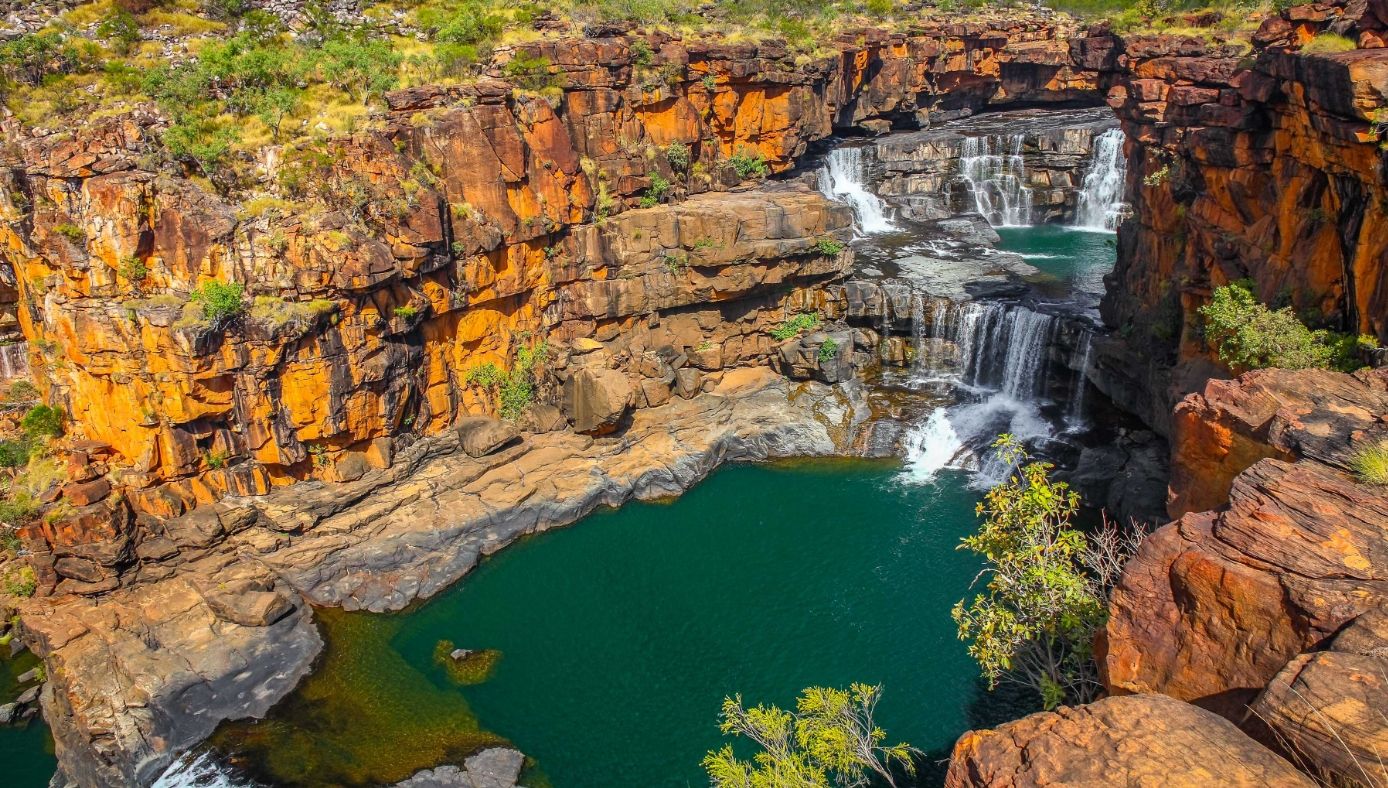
1074;128;1126;231
819;146;896;234
958;134;1033;227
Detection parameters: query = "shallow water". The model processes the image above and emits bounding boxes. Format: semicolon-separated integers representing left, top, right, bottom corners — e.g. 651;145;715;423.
211;459;1030;786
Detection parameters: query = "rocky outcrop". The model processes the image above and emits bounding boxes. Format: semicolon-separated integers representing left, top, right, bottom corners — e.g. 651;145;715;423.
1088;9;1388;431
1098;366;1388;783
393;747;525;788
25;369;867;783
872;106;1118;223
1252;608;1388;787
1167;367;1388;517
944;693;1313;787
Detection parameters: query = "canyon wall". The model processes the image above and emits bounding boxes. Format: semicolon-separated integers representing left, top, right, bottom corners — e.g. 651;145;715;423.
1082;5;1388;433
0;18;1099;595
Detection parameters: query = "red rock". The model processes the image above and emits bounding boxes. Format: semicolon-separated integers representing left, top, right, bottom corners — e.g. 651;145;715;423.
945;694;1313;787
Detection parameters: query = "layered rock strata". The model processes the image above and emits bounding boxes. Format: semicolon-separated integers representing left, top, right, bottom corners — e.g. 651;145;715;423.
1085;6;1388;431
27;368;865;785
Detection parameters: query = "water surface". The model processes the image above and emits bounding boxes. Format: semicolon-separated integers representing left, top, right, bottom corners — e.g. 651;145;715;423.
214;460;1028;786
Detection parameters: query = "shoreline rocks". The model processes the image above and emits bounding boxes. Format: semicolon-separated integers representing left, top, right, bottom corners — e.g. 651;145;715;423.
26;371;867;784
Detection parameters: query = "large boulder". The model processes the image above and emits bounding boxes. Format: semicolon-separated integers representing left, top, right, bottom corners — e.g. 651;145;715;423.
945;694;1313;787
1251;608;1388;787
455;417;521;458
1167;368;1388;518
563;368;633;434
1100;458;1388;718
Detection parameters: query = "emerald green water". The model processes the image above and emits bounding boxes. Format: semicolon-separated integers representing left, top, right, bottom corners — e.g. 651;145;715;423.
996;224;1115;300
215;459;1028;786
0;646;56;787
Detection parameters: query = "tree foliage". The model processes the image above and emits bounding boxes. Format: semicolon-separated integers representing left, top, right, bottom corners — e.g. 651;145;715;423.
953;436;1143;709
1199;282;1373;373
703;683;917;788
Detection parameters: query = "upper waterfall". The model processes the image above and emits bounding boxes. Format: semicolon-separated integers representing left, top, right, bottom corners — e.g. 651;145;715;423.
1073;128;1127;231
958;134;1033;228
819;146;897;234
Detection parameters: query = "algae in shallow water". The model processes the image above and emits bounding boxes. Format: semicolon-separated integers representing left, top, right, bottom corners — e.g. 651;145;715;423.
211;607;509;787
434;641;502;685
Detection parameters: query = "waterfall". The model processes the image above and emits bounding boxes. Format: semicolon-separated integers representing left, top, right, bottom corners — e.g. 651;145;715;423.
1073;128;1126;231
819;146;896;234
0;343;28;380
958;134;1032;227
901;301;1063;486
1067;330;1094;428
152;752;251;787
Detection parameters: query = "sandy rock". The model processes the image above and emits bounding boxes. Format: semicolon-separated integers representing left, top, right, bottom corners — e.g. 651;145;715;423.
455;418;521;459
945;694;1313;787
564;368;633;434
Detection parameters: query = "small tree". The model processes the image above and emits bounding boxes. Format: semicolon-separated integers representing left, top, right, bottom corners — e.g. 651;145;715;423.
190;280;246;330
953;436;1143;709
703;683;917;788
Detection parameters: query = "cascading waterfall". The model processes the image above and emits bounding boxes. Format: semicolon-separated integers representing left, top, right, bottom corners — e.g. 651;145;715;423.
1073;128;1126;231
1067;330;1094;428
819;146;896;234
902;300;1063;485
0;343;28;380
958;134;1033;227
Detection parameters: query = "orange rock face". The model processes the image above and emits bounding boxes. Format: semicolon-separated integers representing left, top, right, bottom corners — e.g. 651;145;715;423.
1101;367;1388;724
945;694;1313;787
0;21;1099;589
1086;6;1388;430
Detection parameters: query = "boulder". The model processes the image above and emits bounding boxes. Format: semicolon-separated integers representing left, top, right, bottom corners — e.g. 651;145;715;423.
563;368;633;434
1251;608;1388;787
945;694;1313;787
455;418;521;458
393;747;525;788
1101;459;1388;718
1168;368;1388;518
673;367;704;399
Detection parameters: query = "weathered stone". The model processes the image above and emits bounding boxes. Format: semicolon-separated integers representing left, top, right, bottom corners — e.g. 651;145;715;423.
945;694;1312;787
455;418;521;458
564;368;632;434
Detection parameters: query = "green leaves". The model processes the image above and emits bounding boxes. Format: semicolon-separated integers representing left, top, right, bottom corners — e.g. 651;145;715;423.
953;435;1106;709
704;684;917;788
1199;281;1375;373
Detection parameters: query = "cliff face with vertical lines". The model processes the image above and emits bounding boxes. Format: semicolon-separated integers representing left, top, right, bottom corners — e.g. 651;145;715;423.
1081;4;1388;432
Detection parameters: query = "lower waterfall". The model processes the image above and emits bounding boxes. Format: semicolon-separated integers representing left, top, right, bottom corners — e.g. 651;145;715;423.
900;300;1085;486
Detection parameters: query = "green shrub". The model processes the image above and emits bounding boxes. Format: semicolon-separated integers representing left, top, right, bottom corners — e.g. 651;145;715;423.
701;74;716;91
813;236;844;255
630;39;654;66
3;565;35;598
639;171;671;208
503;52;559;95
422;1;503;47
1302;32;1357;54
204;449;229;469
665;142;690;173
189;280;246;329
0;491;38;527
728;149;769;180
465;362;504;388
394;305;420;320
1199;282;1366;372
0;441;30;468
6;380;38;403
119;255;149;283
53;223;84;242
21;405;63;439
770;312;820;341
818;337;838;363
1350;440;1388;486
1142;164;1170;187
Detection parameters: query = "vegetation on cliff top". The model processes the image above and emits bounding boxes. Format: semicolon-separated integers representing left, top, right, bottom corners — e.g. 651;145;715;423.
703;683;918;788
1200;282;1377;373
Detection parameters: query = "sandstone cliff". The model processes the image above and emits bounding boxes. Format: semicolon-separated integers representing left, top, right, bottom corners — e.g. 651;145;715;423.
1083;2;1388;431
